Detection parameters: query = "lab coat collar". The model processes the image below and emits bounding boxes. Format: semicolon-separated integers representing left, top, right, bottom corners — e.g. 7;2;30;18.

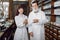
33;8;40;13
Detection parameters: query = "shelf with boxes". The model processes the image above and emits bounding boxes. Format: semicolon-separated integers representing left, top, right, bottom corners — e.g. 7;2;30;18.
41;0;60;22
45;22;60;40
54;0;60;15
43;9;51;21
54;0;60;24
40;0;52;22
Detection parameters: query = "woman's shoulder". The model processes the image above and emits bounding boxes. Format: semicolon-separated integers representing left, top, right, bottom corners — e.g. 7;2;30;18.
23;14;27;18
15;15;19;19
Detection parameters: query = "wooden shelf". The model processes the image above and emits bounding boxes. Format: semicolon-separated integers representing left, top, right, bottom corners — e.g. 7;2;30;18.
45;14;60;16
38;0;60;22
54;6;60;9
43;1;51;6
38;0;45;5
43;6;60;11
45;22;60;40
46;14;51;16
13;1;28;5
43;8;51;11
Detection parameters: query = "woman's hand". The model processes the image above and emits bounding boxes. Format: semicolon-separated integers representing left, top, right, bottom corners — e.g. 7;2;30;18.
23;19;28;25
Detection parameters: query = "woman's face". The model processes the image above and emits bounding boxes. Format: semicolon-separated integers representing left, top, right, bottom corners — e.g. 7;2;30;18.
18;8;24;14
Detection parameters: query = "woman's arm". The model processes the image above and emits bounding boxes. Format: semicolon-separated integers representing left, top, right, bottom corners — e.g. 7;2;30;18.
15;16;25;28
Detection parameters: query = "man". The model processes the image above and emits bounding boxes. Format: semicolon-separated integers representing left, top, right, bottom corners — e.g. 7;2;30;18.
28;1;48;40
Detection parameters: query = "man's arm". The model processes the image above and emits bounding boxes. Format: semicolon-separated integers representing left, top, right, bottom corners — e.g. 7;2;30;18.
39;11;49;24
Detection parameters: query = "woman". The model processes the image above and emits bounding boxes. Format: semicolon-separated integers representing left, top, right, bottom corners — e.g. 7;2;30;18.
14;6;28;40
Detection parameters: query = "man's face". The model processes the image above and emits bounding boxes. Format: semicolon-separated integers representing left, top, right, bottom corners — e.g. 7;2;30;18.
32;3;38;10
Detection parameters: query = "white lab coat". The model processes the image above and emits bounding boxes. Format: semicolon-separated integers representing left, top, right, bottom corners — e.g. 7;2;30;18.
14;14;28;40
28;10;48;40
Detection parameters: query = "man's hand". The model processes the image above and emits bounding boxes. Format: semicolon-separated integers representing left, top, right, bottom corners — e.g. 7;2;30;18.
29;32;33;37
33;19;39;23
23;19;28;25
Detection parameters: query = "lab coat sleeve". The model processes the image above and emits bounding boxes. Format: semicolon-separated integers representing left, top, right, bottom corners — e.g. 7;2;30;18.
15;16;25;28
28;13;33;33
38;11;49;25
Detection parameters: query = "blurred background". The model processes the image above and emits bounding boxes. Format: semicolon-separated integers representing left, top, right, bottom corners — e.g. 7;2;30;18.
0;0;60;40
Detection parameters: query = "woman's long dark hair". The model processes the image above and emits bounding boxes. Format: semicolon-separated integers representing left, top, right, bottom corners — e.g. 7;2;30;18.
16;6;24;16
